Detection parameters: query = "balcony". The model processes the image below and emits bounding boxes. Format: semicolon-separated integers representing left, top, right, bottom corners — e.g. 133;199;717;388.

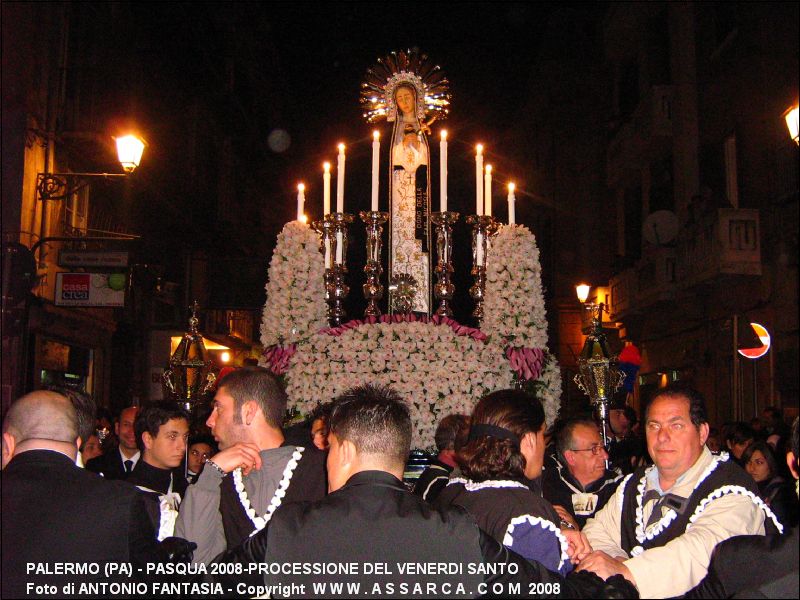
676;208;761;287
607;85;674;186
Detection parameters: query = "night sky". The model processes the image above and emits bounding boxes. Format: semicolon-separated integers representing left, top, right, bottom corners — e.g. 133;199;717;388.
119;3;605;316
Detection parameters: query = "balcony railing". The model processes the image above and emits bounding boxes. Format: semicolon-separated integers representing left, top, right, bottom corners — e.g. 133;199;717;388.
676;208;761;286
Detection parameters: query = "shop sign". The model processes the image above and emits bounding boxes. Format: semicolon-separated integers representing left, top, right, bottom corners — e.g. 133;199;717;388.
55;273;125;307
58;250;129;268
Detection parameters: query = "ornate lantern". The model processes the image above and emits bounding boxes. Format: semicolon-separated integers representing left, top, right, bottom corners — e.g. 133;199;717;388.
573;291;624;449
162;301;216;410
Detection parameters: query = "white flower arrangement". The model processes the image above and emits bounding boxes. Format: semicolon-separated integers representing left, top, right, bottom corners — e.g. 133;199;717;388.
483;224;548;348
284;317;514;450
260;221;327;347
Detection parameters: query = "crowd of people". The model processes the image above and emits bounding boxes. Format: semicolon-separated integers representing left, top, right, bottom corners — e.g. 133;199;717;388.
1;366;797;598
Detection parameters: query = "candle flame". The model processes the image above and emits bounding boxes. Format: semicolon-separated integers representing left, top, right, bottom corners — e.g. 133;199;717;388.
338;143;345;152
508;182;515;192
373;131;380;141
441;130;448;140
298;183;305;192
299;214;308;224
476;144;484;154
323;162;330;172
485;164;492;174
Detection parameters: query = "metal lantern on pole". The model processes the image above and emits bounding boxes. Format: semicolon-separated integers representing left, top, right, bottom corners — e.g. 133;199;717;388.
573;285;624;450
162;301;216;411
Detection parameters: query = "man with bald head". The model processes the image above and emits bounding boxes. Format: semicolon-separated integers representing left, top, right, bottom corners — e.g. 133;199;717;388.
1;391;162;597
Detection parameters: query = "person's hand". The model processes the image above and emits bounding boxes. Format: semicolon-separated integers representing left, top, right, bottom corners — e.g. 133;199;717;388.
553;505;579;530
403;132;420;150
209;443;262;476
575;550;634;584
561;528;592;564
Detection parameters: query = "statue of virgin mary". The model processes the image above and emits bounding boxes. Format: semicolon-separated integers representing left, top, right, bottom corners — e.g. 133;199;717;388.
361;50;450;315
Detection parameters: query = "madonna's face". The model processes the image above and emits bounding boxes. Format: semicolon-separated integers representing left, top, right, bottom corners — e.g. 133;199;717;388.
395;87;416;116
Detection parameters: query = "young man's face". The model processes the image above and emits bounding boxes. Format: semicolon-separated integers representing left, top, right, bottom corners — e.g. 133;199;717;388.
206;387;247;450
188;442;213;473
143;417;189;469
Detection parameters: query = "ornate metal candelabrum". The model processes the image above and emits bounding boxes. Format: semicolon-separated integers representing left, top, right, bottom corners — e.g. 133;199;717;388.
466;215;499;322
360;210;389;318
573;302;625;454
430;211;460;317
326;212;354;326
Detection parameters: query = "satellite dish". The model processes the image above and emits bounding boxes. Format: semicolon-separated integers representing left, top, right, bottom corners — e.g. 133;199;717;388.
642;210;679;246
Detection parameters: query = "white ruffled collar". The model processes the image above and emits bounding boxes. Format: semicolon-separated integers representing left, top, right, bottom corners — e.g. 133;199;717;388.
448;477;529;492
233;446;305;535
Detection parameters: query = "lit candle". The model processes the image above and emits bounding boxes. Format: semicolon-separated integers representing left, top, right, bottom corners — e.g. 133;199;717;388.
336;143;345;213
475;144;484;215
440;130;448;212
484;164;492;217
507;183;516;225
371;131;380;212
323;162;331;216
296;183;305;222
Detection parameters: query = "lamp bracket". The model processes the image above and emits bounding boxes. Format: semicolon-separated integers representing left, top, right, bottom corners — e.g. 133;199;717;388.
37;172;127;202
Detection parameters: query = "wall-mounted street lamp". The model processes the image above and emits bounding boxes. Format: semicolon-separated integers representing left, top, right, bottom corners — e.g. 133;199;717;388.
36;134;147;202
573;283;624;453
784;105;799;145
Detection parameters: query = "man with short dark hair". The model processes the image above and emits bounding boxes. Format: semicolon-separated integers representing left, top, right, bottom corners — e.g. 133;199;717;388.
127;402;190;540
1;391;163;597
413;413;469;502
86;405;140;479
206;384;638;599
187;435;216;483
175;367;326;564
543;419;622;529
577;384;779;597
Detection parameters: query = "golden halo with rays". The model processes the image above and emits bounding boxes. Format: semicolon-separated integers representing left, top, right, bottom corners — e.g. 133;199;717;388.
360;49;451;124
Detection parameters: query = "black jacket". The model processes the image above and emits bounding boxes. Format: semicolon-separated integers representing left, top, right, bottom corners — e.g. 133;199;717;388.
207;470;638;599
541;454;622;528
683;527;798;598
1;450;160;598
85;447;133;480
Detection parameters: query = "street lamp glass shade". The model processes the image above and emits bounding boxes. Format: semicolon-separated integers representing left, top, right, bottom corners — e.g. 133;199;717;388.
576;283;591;304
784;106;799;145
115;135;146;172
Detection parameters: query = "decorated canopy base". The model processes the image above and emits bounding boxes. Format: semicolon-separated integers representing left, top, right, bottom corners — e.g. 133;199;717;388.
259;221;561;451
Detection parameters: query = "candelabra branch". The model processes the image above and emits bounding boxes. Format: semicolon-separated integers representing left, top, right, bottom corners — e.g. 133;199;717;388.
360;211;389;318
430;211;459;317
466;215;499;323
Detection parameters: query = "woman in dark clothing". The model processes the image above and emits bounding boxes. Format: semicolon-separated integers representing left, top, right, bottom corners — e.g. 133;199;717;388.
436;389;589;575
743;440;798;530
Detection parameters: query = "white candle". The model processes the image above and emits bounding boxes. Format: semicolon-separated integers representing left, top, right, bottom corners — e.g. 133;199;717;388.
475;144;484;215
323;162;331;216
476;232;485;266
507;182;516;225
296;183;305;222
371;132;380;211
336;143;345;213
440;130;448;212
484;164;492;217
335;231;343;265
324;238;332;269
